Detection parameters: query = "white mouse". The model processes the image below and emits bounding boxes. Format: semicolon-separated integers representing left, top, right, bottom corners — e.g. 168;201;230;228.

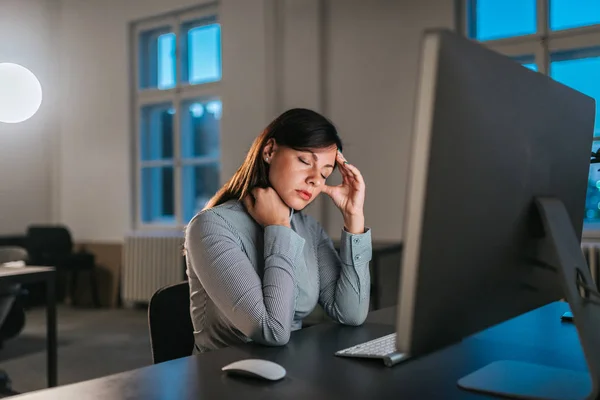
222;359;286;381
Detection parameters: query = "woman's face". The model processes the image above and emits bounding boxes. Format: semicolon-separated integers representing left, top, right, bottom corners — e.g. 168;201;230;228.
264;141;338;210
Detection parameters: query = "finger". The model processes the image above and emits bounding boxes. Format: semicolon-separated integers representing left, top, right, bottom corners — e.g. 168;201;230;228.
242;195;254;210
337;166;351;184
252;187;263;199
336;157;354;182
336;150;349;166
342;162;364;186
336;152;355;179
321;184;335;197
341;167;358;186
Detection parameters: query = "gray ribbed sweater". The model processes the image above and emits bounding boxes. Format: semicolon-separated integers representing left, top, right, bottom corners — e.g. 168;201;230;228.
184;200;372;351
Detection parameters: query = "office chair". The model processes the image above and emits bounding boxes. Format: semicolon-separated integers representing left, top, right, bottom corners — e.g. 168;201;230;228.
0;246;29;397
148;281;194;364
26;225;100;307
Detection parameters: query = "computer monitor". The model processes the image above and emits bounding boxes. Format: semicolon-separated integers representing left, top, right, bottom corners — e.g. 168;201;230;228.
397;29;597;398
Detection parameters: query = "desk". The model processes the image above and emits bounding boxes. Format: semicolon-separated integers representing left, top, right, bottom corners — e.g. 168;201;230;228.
0;266;57;388
11;301;584;399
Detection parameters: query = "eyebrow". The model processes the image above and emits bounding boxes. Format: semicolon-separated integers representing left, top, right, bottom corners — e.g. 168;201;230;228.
311;152;335;169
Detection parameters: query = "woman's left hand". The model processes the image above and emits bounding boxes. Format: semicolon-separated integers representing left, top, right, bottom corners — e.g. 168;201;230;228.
322;150;366;234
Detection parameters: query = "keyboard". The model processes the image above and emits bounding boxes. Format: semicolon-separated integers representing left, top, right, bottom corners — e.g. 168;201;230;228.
335;333;408;367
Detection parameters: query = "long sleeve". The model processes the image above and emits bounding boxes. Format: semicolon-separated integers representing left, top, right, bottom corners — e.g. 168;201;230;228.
186;211;305;346
316;222;372;326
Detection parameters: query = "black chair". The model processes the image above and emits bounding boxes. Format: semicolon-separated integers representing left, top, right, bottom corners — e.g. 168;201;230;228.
25;225;100;308
148;281;194;364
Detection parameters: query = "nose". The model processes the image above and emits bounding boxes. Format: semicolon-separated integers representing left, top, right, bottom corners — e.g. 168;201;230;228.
306;168;322;187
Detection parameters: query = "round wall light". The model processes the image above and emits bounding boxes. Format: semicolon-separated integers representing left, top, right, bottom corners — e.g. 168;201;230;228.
0;63;43;124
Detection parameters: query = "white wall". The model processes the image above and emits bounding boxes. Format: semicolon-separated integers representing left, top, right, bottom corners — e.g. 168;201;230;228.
269;0;457;240
54;0;455;242
0;0;60;235
278;0;327;223
219;0;274;184
58;0;226;242
325;0;456;240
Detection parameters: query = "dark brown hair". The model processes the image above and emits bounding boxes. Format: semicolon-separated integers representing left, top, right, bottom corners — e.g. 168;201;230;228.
203;108;343;210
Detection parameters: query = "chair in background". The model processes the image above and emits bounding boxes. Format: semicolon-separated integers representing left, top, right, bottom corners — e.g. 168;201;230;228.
26;225;100;307
0;246;29;397
148;281;194;364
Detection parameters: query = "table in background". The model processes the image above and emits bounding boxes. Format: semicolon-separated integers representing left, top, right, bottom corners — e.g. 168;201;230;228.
0;266;57;387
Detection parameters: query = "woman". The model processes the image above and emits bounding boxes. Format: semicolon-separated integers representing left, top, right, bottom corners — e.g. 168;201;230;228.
185;108;372;352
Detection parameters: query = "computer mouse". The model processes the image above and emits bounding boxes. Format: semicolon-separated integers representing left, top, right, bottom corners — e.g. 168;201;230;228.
222;359;286;381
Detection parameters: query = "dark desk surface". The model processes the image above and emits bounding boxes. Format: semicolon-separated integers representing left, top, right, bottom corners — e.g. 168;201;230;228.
13;302;583;399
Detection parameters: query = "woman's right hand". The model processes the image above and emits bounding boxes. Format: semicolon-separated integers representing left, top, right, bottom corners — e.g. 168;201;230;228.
243;187;291;228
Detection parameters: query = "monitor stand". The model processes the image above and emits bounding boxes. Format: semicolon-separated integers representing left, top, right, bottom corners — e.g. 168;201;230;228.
457;197;600;400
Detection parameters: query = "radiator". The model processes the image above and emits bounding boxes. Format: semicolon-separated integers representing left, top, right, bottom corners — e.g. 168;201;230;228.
122;231;185;303
582;242;599;289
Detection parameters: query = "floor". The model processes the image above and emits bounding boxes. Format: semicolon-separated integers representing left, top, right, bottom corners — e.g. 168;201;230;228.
0;305;151;396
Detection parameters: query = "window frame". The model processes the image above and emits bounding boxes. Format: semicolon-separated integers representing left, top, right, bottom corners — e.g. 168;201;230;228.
460;0;600;237
131;3;222;230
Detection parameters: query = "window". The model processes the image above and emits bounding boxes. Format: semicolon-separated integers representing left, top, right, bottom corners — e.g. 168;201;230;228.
464;1;600;232
550;52;600;137
550;0;600;31
467;0;537;41
132;6;222;228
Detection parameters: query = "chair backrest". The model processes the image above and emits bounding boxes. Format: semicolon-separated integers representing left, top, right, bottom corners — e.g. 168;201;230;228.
148;281;194;364
26;225;73;264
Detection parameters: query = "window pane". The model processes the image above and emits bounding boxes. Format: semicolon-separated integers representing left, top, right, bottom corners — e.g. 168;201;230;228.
140;103;174;161
584;142;600;225
182;20;221;85
469;0;536;41
139;28;175;90
550;54;600;137
141;166;175;224
550;0;600;31
181;99;222;159
158;33;176;89
522;63;537;71
182;164;220;223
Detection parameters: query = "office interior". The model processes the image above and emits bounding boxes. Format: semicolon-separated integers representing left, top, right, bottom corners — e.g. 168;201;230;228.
0;0;599;397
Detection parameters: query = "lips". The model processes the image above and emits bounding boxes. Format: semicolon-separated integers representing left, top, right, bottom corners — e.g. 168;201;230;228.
296;190;312;201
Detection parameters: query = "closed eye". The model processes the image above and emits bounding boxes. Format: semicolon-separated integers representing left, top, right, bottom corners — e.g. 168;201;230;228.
299;157;329;180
